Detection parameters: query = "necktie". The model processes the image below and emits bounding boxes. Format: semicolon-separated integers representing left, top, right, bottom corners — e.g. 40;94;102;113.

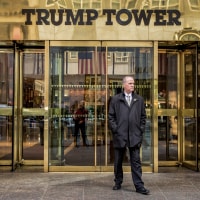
126;95;131;106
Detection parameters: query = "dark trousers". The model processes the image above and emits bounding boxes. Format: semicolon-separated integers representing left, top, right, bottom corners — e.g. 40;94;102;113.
74;122;87;146
114;147;144;189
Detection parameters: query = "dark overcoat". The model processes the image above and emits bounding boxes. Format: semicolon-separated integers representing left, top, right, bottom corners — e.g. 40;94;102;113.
108;92;146;148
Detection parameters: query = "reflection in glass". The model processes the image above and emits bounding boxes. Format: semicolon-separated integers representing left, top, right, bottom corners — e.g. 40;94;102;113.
23;53;44;108
151;0;179;9
23;116;44;160
0;53;14;106
183;51;197;165
0;116;12;160
184;53;195;109
49;45;152;168
0;52;14;161
158;116;178;161
22;52;44;161
184;117;196;162
107;47;153;165
158;53;177;109
49;47;106;166
198;52;200;162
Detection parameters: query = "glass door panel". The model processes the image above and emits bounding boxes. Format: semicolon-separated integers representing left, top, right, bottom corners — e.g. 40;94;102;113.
198;50;200;170
182;46;198;170
184;116;196;162
158;51;178;164
0;51;14;166
22;116;44;160
21;50;45;163
158;115;178;161
49;41;153;171
105;42;153;168
49;42;105;168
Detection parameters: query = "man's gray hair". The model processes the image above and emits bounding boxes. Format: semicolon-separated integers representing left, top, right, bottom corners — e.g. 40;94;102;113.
122;76;134;84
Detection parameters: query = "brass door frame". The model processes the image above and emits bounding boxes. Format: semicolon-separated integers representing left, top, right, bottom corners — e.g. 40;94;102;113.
157;42;199;171
0;98;13;166
49;41;102;172
0;47;15;168
48;41;154;172
3;41;198;172
17;44;46;168
180;44;199;171
157;50;180;167
102;41;153;173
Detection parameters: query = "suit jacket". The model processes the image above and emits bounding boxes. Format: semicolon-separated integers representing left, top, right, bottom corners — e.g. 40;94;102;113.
108;92;146;148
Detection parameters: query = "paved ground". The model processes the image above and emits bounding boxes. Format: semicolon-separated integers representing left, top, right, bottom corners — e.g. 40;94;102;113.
0;167;200;200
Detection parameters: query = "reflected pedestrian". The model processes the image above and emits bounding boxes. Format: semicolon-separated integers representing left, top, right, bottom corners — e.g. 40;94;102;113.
74;100;88;147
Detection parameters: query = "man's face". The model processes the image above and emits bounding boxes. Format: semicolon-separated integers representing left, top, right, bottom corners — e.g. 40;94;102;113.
123;77;134;94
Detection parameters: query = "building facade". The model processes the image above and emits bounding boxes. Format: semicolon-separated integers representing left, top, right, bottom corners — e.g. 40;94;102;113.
0;0;200;172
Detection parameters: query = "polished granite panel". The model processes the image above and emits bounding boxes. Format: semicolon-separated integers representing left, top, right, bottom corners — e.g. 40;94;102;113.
0;169;200;200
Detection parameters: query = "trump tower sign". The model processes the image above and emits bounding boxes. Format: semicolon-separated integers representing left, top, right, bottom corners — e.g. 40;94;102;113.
18;8;184;40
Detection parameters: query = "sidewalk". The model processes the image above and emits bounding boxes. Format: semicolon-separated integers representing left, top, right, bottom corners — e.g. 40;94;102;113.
0;167;200;200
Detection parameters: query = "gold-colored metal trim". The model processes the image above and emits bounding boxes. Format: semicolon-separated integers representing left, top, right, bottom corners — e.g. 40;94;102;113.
22;160;44;165
50;41;101;47
22;108;48;116
49;166;153;172
102;41;153;47
180;47;198;170
0;108;12;115
0;160;12;165
44;41;50;172
181;109;194;117
153;41;158;173
158;161;180;166
14;47;20;165
158;109;177;116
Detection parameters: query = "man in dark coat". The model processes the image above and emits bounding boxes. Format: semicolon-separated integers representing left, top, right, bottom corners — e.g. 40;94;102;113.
108;76;149;195
74;101;88;147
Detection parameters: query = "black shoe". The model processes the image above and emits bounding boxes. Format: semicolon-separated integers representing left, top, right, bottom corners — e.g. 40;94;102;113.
136;188;150;195
113;184;121;190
